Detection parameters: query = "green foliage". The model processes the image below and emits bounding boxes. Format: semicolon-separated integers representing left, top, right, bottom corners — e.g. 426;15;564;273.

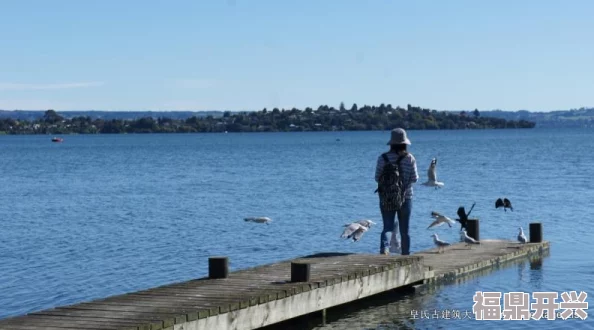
0;104;535;135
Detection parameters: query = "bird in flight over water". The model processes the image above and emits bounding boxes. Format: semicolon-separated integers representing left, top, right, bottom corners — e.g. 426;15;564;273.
421;158;445;189
427;211;455;229
340;222;369;242
495;198;513;212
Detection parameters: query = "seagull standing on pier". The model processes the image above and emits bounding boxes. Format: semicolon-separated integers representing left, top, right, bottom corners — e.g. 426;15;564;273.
390;231;401;253
495;198;513;212
244;217;272;224
517;227;527;244
431;233;450;253
340;222;369;242
427;211;455;229
421;158;445;189
461;229;480;248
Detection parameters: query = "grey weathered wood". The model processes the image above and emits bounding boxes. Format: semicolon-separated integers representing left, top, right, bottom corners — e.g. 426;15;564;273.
0;240;550;330
529;222;542;243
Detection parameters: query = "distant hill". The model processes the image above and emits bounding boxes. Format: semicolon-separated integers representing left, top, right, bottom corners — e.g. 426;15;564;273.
0;105;535;135
467;108;594;128
1;107;593;128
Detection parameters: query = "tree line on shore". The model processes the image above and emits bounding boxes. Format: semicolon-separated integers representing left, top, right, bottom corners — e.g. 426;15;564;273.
0;103;536;135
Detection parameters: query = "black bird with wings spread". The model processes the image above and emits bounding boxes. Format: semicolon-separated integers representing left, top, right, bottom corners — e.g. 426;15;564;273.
456;202;475;231
495;198;513;212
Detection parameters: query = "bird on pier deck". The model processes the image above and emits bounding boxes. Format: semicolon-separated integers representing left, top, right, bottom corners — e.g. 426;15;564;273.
517;227;527;244
461;229;480;248
431;233;450;253
244;217;272;224
495;198;513;212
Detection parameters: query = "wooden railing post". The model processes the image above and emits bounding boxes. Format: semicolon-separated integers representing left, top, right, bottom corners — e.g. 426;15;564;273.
291;262;310;282
467;219;480;241
529;222;543;243
209;256;229;279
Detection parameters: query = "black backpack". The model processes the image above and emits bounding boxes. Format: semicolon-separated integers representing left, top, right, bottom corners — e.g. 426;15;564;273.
375;152;407;211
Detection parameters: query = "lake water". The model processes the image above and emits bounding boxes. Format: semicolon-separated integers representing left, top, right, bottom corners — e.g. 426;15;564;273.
1;129;592;329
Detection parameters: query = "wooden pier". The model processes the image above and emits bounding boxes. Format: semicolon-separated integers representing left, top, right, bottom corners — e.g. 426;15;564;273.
0;223;550;330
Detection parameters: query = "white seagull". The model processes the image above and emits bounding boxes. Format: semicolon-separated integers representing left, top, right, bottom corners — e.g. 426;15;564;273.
427;211;455;229
341;223;369;242
345;219;376;228
244;217;272;225
461;229;480;248
421;158;445;189
459;230;466;243
390;231;401;253
431;233;451;253
517;227;527;244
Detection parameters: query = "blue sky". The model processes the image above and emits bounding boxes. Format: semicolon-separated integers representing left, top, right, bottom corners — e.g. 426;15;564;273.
1;0;593;112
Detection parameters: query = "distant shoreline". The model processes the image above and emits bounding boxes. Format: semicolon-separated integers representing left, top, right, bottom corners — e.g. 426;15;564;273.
0;127;536;136
1;107;593;130
0;104;538;135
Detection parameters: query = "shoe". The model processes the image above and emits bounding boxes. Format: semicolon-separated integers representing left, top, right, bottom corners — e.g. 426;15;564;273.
383;250;390;255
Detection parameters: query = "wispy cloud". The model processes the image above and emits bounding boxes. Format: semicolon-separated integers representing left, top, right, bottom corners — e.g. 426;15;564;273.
0;82;104;91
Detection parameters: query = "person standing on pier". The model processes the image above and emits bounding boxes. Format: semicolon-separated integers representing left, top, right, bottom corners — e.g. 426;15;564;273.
375;128;419;255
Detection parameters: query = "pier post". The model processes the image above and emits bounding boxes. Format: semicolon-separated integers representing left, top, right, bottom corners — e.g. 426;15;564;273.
291;262;310;282
466;219;479;241
529;222;542;243
209;256;229;279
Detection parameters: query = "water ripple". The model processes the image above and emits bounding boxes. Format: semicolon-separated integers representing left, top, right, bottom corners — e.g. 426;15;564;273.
1;130;593;330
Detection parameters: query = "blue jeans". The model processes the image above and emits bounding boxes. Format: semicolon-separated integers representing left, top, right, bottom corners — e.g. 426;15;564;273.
380;199;412;255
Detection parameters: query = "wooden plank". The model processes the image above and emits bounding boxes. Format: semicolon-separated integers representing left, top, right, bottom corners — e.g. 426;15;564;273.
0;241;549;330
68;299;237;315
30;308;172;329
0;326;112;330
0;315;139;330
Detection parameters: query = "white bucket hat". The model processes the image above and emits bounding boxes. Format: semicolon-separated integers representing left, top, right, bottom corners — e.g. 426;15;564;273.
387;128;411;145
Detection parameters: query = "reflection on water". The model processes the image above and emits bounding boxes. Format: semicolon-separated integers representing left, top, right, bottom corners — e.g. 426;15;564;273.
260;286;422;330
529;257;544;290
262;253;550;330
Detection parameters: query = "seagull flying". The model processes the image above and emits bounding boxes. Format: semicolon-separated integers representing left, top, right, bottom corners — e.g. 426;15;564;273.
461;229;480;248
495;198;513;212
421;158;445;189
431;233;450;253
348;219;376;228
244;217;272;225
517;227;527;244
455;202;475;231
340;223;369;242
427;211;455;229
